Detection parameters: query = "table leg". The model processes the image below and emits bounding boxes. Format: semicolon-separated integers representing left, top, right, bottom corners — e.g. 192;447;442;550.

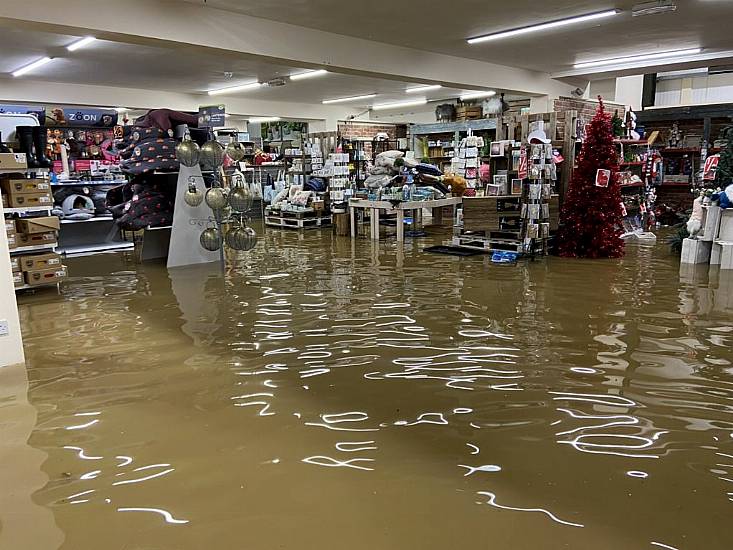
350;206;356;238
372;208;380;240
433;206;443;226
397;209;404;242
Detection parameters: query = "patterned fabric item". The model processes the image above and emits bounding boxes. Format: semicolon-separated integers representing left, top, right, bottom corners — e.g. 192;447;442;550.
134;109;198;132
463;188;477;197
119;137;178;175
116;182;173;230
117;126;170;160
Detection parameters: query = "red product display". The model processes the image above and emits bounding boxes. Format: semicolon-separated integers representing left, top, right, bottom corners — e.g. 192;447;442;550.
558;98;624;259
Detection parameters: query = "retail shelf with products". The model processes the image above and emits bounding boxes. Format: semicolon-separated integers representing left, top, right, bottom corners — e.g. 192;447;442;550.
4;206;53;216
60;216;115;224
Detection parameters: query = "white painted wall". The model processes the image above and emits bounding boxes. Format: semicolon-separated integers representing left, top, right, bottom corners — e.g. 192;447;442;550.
0;203;24;367
655;72;733;106
615;75;644;111
0;79;361;132
589;79;617;102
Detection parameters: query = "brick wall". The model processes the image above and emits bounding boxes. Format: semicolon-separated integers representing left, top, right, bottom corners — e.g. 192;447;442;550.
554;97;628;140
337;122;398;141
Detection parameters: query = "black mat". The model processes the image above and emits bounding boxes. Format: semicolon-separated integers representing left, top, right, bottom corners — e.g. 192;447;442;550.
423;245;485;257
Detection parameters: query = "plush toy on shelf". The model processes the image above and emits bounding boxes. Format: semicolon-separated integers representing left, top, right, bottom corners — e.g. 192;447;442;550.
686;192;704;238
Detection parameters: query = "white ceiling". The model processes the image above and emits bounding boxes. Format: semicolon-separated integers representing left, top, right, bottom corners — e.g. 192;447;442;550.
181;0;733;74
0;27;491;108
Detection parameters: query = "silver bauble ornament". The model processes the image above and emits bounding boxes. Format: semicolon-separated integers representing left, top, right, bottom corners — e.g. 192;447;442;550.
225;141;247;162
199;227;221;251
184;182;204;207
176;137;200;167
205;187;228;209
228;185;253;212
225;226;249;251
200;140;225;171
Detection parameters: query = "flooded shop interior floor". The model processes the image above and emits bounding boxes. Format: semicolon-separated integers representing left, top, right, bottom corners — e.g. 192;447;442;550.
2;227;733;550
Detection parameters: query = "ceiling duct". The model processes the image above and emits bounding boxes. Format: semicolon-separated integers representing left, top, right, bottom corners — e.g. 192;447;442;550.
709;65;733;76
631;0;677;17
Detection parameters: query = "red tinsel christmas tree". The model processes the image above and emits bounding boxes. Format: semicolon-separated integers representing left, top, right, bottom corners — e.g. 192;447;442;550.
558;97;624;258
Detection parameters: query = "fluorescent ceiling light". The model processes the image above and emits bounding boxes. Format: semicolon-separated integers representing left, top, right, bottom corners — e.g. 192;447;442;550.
467;9;619;44
459;90;496;101
322;94;377;104
290;69;328;80
406;84;442;94
67;36;97;51
12;57;54;77
208;81;263;96
114;107;129;112
249;116;281;123
372;98;428;111
574;48;702;69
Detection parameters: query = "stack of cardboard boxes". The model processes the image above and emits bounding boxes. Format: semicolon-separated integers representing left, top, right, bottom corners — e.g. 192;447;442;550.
2;175;67;289
1;177;53;210
6;216;66;288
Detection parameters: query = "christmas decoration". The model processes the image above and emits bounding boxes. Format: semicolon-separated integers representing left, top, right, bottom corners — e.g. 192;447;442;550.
611;110;624;138
200;227;221;251
175;134;200;167
225;141;247;162
200;140;225;171
184;181;204;207
558;97;624;258
715;125;733;188
205;186;228;209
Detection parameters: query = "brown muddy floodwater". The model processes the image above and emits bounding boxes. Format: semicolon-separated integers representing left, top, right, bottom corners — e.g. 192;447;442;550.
2;225;732;550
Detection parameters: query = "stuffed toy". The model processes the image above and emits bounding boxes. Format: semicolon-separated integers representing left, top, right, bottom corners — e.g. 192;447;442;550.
686;193;704;238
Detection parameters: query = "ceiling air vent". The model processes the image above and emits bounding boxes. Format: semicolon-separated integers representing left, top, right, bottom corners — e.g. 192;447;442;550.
265;78;287;87
632;0;677;17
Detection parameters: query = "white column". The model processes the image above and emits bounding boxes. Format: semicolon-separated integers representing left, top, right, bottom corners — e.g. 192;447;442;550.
0;203;24;367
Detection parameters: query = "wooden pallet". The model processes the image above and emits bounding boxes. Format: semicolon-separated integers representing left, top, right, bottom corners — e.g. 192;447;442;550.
265;214;332;229
452;234;525;253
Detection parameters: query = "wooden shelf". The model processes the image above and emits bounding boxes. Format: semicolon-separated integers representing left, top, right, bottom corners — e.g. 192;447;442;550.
10;243;56;254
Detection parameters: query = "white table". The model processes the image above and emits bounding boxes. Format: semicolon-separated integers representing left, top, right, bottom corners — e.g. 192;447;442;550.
349;197;462;242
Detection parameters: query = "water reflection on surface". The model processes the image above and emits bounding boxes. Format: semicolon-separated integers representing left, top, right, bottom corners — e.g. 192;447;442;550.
5;226;733;549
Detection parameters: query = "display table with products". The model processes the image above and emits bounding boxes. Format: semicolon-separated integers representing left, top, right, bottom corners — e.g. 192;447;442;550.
349;197;461;242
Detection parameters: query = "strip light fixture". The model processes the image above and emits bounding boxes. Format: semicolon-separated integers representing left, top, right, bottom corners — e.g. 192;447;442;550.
248;116;281;123
322;93;377;104
467;9;619;44
12;57;54;77
573;47;703;69
67;36;97;51
459;90;496;101
405;84;442;93
290;69;328;80
208;81;262;96
372;98;428;111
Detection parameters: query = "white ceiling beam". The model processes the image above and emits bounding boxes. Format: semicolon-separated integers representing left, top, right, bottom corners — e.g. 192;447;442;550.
0;0;569;98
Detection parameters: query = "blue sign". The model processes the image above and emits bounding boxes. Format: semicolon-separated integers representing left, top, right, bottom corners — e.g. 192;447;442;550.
0;104;45;122
46;107;118;127
198;105;226;128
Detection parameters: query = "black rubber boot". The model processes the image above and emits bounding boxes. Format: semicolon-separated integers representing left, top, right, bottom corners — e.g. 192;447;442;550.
15;126;38;168
32;126;52;168
0;132;11;154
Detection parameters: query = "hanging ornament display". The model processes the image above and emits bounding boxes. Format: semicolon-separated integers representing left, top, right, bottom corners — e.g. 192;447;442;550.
176;134;200;167
205;186;228;210
200;140;225;171
228;183;253;213
199;226;221;251
225;141;247;162
241;226;258;251
184;181;204;207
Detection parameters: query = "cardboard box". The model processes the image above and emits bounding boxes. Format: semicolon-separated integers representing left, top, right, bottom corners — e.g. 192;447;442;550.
18;252;62;271
16;231;57;248
15;216;60;234
4;218;15;233
7;232;17;249
1;178;51;194
13;271;24;288
24;265;67;287
10;256;20;273
0;153;28;170
6;192;53;209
